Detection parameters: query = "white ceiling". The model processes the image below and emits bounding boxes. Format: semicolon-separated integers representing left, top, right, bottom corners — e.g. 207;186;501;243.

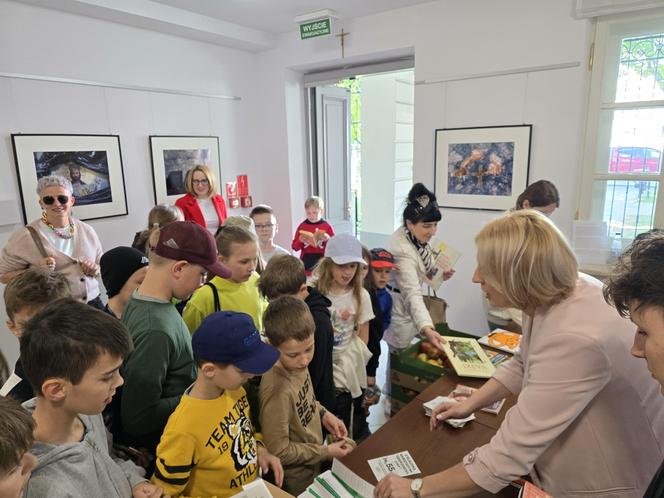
11;0;434;51
150;0;436;34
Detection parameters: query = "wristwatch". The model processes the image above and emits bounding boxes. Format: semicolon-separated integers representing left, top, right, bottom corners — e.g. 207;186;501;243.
410;478;423;498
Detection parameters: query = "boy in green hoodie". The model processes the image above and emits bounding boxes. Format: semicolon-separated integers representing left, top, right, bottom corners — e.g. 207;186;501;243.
120;221;231;451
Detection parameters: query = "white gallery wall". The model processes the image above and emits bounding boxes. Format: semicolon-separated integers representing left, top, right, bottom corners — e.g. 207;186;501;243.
0;0;264;364
252;0;591;336
0;0;592;365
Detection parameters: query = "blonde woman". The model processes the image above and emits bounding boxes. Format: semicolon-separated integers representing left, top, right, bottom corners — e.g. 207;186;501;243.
175;165;227;233
376;210;664;498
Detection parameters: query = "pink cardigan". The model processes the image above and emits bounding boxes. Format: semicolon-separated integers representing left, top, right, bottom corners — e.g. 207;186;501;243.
464;274;664;497
0;219;103;302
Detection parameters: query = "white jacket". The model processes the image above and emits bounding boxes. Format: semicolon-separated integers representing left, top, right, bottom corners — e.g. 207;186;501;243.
384;227;434;349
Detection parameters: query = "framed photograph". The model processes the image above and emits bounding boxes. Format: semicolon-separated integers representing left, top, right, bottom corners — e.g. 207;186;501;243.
11;134;128;223
149;136;221;205
434;125;532;211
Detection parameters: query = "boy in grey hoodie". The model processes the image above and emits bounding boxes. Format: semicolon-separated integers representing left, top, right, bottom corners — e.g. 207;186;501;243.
19;298;167;498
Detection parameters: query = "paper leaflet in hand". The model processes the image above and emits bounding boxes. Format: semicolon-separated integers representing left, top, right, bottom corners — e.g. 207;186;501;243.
422;396;475;428
449;384;506;415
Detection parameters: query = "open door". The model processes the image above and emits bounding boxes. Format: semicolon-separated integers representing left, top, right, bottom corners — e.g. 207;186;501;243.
315;85;353;235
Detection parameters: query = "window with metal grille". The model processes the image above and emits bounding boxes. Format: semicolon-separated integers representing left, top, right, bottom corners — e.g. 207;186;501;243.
579;15;664;243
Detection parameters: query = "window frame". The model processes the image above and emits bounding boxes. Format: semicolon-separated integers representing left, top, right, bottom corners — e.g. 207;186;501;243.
578;11;664;237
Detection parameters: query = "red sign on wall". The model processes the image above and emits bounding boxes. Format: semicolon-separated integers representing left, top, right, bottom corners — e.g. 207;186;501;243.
237;175;249;197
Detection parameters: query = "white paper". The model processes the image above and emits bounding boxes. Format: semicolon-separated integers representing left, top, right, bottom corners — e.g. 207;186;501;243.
317;470;356;498
423;396;476;427
230;478;273;498
367;451;421;481
331;459;375;498
243;479;273;498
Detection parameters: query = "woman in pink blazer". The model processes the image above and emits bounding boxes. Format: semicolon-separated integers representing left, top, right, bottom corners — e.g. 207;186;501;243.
175;165;227;233
376;210;664;498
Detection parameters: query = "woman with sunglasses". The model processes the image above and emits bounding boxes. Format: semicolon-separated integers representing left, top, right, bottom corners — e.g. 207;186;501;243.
175;165;227;233
0;175;103;308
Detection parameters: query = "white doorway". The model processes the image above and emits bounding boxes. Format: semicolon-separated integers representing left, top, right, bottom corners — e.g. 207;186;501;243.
308;68;415;244
314;85;353;234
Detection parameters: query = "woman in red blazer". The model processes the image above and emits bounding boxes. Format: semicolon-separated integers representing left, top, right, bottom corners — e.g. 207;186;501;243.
175;165;227;233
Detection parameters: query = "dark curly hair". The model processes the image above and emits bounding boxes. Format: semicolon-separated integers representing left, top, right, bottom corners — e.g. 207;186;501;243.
604;230;664;317
402;183;442;226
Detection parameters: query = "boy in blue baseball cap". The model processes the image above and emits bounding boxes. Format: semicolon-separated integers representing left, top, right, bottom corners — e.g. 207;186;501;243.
151;311;283;498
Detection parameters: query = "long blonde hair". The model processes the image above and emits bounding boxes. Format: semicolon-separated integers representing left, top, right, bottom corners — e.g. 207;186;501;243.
475;210;577;309
313;256;364;327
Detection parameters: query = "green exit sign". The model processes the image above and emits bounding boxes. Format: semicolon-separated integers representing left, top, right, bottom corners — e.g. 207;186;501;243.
300;18;331;39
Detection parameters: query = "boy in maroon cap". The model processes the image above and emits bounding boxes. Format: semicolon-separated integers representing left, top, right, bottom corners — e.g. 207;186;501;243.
119;221;231;451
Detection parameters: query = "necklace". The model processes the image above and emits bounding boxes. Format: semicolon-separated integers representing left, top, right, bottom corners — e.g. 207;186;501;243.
41;212;75;239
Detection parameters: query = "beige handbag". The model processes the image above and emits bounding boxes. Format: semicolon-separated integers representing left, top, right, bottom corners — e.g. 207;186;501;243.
423;286;447;325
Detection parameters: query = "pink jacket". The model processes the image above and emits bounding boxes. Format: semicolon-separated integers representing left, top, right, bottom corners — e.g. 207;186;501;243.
0;219;103;302
464;274;664;497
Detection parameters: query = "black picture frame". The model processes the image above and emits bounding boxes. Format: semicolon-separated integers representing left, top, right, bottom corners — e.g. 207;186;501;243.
434;124;532;211
11;133;128;222
149;135;222;205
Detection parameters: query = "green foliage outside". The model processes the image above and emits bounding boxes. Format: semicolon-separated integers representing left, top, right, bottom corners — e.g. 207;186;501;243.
620;34;664;92
336;77;363;232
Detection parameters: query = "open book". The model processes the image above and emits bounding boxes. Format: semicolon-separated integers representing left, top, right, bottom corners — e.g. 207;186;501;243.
298;460;375;498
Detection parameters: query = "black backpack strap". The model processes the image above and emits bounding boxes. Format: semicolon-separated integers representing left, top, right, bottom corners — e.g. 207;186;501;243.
206;281;221;312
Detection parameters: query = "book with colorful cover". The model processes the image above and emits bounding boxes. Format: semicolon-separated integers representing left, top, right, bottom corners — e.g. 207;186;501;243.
450;384;506;415
517;481;554;498
478;329;521;355
483;349;512;367
441;336;496;378
426;239;461;289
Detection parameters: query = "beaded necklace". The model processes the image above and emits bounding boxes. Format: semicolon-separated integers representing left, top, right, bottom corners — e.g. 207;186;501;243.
41;211;75;239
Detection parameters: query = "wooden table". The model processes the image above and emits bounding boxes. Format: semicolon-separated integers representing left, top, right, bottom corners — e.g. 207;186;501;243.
340;376;519;498
416;373;517;431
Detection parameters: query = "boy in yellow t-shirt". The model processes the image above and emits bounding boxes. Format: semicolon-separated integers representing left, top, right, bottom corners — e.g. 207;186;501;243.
152;311;283;498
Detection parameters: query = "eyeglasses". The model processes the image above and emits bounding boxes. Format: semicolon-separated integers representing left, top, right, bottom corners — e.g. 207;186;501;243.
192;179;209;186
42;195;70;205
255;223;274;229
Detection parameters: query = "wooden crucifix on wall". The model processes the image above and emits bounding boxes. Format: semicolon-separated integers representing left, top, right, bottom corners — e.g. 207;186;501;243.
335;29;349;58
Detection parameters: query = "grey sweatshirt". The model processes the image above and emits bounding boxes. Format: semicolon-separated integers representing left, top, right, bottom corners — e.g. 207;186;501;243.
22;398;147;498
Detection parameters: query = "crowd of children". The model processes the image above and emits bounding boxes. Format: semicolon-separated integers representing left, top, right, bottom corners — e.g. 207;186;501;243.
0;193;401;498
